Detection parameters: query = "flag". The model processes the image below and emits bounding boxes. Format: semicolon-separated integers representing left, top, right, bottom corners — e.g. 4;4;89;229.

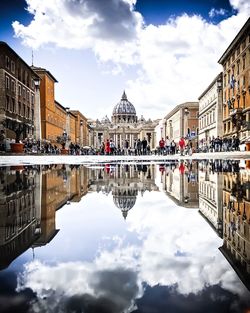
230;74;236;89
227;99;232;109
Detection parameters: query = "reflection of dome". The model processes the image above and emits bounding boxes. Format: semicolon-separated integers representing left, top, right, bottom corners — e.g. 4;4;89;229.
113;188;137;219
112;91;136;116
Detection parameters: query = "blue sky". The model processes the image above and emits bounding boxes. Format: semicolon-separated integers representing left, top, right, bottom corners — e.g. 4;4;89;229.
0;0;249;120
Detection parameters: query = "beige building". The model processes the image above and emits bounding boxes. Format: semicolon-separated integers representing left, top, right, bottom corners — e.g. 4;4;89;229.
198;73;223;149
88;164;158;219
89;91;159;150
161;162;199;208
198;168;223;237
163;102;199;145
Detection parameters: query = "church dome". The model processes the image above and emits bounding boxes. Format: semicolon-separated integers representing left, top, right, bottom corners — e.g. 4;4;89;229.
113;91;136;115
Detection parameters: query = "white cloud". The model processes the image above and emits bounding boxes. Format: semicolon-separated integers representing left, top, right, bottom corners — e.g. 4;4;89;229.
12;0;250;119
209;8;227;18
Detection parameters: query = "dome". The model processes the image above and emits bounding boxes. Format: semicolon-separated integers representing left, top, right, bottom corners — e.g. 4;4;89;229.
112;91;136;115
100;115;110;124
112;188;138;219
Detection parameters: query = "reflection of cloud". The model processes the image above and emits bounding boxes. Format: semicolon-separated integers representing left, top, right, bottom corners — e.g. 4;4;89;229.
16;192;250;311
17;247;143;313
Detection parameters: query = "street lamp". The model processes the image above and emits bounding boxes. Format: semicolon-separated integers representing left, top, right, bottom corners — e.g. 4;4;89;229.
80;120;83;146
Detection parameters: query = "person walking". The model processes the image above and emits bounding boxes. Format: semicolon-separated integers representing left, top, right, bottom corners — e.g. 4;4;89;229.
179;137;185;156
159;138;165;155
105;139;111;155
0;130;6;152
142;137;148;155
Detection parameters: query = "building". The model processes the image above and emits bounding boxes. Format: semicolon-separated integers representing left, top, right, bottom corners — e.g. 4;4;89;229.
32;66;88;146
88;164;158;219
161;162;199;208
0;42;40;142
198;167;223;237
89;91;159;150
218;18;250;144
163;102;199;145
198;73;223;149
221;169;250;289
0;166;42;269
70;110;88;146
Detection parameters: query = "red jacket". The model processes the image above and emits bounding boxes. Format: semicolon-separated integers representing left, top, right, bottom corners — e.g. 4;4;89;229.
179;138;185;148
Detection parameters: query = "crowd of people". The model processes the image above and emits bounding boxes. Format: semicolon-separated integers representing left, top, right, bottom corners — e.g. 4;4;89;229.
0;129;244;155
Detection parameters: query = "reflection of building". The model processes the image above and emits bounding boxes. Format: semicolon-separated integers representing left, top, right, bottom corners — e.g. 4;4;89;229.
218;18;250;141
0;165;89;270
0;167;41;269
162;162;199;208
199;169;223;237
198;73;223;149
88;164;158;219
220;170;250;289
41;164;88;209
89;91;159;150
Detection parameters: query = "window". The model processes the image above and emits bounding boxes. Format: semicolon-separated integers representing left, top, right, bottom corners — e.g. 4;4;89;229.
27;107;30;119
5;75;9;89
11;98;15;112
5;56;10;69
6;95;10;110
23;104;25;117
11;80;15;92
23;87;26;99
31;94;34;105
242;55;246;70
31;109;34;121
243;96;246;109
237;61;240;75
11;61;15;74
18;102;21;115
228;121;231;133
27;91;30;103
18;84;21;96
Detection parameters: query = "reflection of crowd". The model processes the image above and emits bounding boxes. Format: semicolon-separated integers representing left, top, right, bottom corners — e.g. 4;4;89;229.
199;160;240;173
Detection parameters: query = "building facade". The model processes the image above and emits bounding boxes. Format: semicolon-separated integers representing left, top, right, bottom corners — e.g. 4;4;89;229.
198;73;223;149
32;66;88;146
163;102;199;144
70;110;88;146
218;18;250;144
221;170;250;287
199;168;223;237
89;91;159;150
0;42;40;142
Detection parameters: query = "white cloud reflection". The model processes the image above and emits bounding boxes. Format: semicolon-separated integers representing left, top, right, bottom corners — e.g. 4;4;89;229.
16;191;249;312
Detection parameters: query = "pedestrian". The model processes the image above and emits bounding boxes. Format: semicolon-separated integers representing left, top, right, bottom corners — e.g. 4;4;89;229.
179;137;185;156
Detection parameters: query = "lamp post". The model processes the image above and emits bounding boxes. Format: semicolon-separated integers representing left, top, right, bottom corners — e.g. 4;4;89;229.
33;77;41;151
65;107;70;148
184;107;189;139
80;120;83;146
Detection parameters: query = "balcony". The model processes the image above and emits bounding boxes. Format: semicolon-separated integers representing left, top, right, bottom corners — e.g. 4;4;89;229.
230;108;242;116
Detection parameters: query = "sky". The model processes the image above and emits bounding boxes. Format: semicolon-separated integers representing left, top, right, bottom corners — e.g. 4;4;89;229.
0;0;249;121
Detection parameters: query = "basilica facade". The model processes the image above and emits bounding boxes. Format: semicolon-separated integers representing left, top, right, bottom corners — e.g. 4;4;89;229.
89;92;159;150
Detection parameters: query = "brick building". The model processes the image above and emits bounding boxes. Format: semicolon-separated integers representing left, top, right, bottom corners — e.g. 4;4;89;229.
218;18;250;143
32;66;88;146
0;42;40;142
